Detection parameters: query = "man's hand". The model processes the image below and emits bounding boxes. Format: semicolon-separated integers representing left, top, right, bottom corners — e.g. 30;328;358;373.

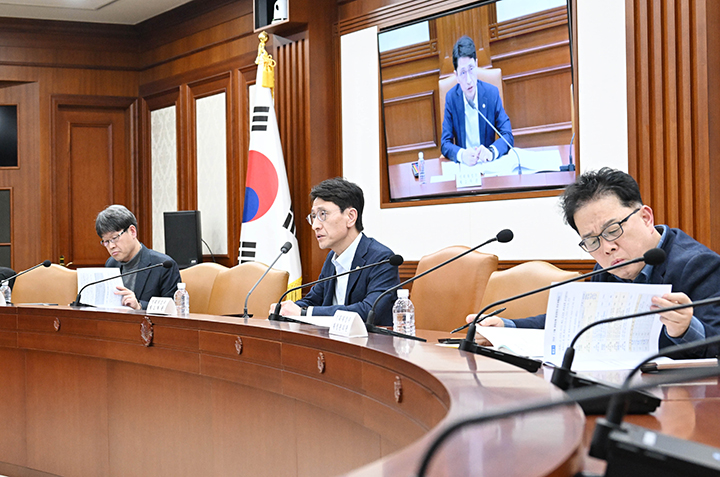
652;292;693;338
268;300;301;317
460;148;480;166
465;313;505;327
477;145;494;162
115;286;140;310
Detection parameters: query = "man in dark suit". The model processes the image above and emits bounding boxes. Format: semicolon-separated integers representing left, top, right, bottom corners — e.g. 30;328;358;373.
96;205;181;310
270;178;400;326
441;36;513;165
474;168;720;358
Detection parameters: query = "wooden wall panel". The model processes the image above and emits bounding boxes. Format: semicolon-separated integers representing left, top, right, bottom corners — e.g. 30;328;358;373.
626;0;720;252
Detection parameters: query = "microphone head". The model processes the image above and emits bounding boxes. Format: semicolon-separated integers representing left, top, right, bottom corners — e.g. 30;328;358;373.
496;229;514;243
389;254;404;267
281;241;292;253
42;260;52;267
162;260;173;268
643;248;666;266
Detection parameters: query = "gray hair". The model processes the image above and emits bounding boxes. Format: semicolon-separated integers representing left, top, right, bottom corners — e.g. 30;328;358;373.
95;205;138;237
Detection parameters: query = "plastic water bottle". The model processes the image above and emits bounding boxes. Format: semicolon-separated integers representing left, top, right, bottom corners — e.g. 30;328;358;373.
0;281;10;305
418;151;426;185
392;288;415;336
174;282;190;316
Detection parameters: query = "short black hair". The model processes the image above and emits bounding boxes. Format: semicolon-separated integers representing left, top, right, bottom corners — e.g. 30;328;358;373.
95;205;138;237
310;178;364;232
560;168;644;232
452;36;477;70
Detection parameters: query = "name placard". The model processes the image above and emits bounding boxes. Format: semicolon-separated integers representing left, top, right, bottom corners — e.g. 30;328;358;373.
146;297;177;316
329;311;368;338
0;294;5;306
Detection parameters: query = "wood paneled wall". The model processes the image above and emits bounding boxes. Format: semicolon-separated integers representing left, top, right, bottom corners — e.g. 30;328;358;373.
626;0;720;253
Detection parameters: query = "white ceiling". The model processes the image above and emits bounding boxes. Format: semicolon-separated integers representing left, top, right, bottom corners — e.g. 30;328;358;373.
0;0;194;25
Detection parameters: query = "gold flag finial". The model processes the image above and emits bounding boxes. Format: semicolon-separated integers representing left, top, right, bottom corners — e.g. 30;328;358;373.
255;32;276;89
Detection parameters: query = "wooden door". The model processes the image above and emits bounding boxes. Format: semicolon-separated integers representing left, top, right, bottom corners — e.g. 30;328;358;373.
54;103;134;268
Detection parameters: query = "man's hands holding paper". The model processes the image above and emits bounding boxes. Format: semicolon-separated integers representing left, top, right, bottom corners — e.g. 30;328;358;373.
115;286;140;310
651;292;693;338
465;313;504;327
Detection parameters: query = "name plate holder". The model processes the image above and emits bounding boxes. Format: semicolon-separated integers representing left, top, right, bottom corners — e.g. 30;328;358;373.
147;297;177;315
329;311;368;338
456;168;483;189
0;294;5;306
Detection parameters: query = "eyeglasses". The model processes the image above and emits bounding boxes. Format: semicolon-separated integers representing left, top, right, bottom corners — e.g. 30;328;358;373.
578;208;641;253
100;229;126;247
457;64;475;79
306;208;339;225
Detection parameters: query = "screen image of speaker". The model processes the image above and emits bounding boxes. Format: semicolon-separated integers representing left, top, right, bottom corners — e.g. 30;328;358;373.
164;211;202;269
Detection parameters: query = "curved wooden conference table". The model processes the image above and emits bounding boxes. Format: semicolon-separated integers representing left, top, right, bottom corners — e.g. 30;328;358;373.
0;305;718;476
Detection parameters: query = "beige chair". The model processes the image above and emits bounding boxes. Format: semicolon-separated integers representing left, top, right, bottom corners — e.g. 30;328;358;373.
438;67;505;122
180;262;228;314
411;246;498;332
206;262;289;317
478;261;582;320
12;264;78;305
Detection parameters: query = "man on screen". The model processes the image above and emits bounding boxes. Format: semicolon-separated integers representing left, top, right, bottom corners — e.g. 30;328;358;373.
269;178;400;326
441;36;514;166
471;168;720;358
96;205;181;310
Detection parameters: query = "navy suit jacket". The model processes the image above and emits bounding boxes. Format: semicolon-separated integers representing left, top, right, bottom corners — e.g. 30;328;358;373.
105;244;181;310
295;234;400;326
513;228;720;358
441;80;513;162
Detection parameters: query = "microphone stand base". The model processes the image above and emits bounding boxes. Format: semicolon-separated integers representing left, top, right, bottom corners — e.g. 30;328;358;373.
365;324;427;342
458;339;542;372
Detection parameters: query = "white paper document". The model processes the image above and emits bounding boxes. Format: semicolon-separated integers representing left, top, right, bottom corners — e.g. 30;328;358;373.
544;282;670;371
438;147;563;180
476;327;545;358
76;268;124;308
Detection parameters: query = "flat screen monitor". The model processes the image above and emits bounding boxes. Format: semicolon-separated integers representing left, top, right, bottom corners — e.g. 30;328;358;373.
379;0;576;202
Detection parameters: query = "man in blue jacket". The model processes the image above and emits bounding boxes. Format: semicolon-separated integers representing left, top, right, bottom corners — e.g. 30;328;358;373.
475;168;720;358
441;36;513;165
270;178;400;326
96;205;181;310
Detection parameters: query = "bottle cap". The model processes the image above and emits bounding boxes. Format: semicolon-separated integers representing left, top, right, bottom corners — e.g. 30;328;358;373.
178;283;186;289
418;151;424;160
397;288;409;298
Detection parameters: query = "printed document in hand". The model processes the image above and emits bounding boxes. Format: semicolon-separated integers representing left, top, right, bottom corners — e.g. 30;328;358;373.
543;282;671;371
76;268;124;308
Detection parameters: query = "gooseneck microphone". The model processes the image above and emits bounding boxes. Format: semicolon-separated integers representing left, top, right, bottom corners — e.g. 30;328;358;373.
366;229;513;328
588;333;720;476
70;260;173;307
472;103;520;173
1;260;52;287
268;254;404;322
454;247;667;335
242;242;292;319
416;334;720;477
550;293;720;392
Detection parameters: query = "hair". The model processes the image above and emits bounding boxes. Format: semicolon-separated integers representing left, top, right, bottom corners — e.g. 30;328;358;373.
452;35;477;70
310;177;365;232
560;167;644;232
95;204;138;237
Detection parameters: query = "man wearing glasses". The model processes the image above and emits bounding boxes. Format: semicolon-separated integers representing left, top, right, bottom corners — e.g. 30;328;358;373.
269;178;400;326
440;35;513;166
96;205;181;310
476;168;720;357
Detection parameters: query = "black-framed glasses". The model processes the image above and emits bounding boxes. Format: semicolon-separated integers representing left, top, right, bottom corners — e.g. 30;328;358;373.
100;229;126;247
306;208;340;225
578;208;641;253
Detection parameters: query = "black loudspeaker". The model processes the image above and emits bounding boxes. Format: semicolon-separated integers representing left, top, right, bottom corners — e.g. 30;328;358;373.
164;210;202;270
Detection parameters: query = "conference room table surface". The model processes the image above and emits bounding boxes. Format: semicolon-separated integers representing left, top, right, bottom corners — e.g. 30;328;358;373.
0;305;717;476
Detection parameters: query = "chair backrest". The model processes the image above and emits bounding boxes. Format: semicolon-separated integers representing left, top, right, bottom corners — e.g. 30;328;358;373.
180;262;228;314
438;67;505;121
479;261;582;320
411;246;498;332
206;262;289;317
12;264;78;305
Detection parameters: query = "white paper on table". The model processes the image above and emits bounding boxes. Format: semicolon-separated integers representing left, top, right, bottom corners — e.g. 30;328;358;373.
476;327;545;358
76;268;124;307
543;282;670;371
438;148;563;178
